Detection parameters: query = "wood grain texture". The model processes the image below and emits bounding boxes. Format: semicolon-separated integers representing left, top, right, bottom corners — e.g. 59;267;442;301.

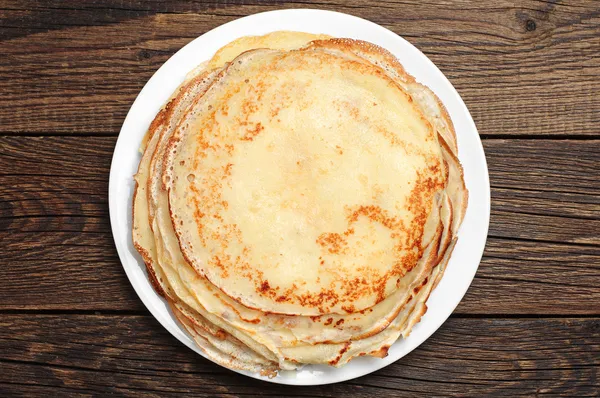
1;136;599;313
0;315;598;396
1;0;599;136
1;1;599;395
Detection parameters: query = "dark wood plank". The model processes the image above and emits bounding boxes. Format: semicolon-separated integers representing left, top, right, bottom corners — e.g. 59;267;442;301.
1;0;599;136
0;136;599;313
0;232;144;312
0;315;598;396
460;239;600;314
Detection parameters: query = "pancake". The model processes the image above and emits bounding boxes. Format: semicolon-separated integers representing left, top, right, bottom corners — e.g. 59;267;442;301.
164;47;447;316
132;31;468;375
171;301;278;376
207;31;331;69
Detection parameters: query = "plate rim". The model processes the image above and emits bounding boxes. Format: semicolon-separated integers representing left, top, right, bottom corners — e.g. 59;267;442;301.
109;8;490;386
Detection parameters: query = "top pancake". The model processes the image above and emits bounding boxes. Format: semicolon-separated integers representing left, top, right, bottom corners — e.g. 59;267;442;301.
164;45;447;316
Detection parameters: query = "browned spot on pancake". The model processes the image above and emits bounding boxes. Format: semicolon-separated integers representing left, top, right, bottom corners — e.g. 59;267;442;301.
297;288;340;314
370;345;390;358
324;317;334;326
375;125;414;150
241;122;264;141
335;319;345;327
241;98;259;115
193;128;216;161
316;232;348;254
341;305;355;313
347;205;402;230
221;163;233;182
316;227;356;255
328;342;352;366
190;195;207;247
210;255;229;278
413;276;429;295
256;279;280;300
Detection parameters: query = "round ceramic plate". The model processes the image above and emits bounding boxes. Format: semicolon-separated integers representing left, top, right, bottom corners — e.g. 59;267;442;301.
109;9;490;386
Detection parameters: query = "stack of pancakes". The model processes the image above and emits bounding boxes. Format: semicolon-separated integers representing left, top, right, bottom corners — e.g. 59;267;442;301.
132;31;467;376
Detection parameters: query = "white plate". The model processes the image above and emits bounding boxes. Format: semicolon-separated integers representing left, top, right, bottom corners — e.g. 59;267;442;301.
109;9;490;386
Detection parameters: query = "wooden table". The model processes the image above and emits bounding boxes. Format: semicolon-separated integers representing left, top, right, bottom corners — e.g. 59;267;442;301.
1;1;599;396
